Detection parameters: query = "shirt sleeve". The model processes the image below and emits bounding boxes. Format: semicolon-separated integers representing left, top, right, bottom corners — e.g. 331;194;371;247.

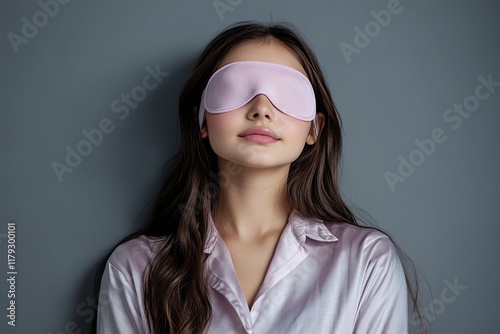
353;233;409;334
96;262;148;334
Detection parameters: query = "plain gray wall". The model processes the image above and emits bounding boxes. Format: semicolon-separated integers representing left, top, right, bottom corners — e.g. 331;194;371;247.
1;0;499;333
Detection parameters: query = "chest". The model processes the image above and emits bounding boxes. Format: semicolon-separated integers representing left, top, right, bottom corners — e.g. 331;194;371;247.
225;238;279;309
204;246;360;334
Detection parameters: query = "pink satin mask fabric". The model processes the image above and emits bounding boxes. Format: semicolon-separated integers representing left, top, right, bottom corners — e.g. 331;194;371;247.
198;61;317;128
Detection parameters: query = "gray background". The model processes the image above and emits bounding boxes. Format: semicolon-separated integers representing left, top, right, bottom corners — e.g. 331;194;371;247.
1;0;499;333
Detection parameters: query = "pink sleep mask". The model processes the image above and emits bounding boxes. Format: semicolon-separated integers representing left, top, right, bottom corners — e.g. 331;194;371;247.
198;61;317;129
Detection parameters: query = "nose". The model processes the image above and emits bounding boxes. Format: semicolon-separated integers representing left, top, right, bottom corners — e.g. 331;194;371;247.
246;94;277;122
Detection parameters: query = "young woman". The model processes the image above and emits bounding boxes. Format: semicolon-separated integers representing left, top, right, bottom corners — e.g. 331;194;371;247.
93;21;425;334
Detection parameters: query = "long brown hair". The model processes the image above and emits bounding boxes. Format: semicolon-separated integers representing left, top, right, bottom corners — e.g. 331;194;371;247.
92;20;427;333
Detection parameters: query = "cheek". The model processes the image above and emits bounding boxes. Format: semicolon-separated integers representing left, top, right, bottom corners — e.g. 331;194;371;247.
215;115;235;129
207;112;237;134
287;122;313;155
206;113;237;155
286;120;312;140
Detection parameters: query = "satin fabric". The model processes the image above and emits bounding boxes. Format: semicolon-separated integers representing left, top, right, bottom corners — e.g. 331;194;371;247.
198;61;318;131
96;209;409;333
198;61;316;128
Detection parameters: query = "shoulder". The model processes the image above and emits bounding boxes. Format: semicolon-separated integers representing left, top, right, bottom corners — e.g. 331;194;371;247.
319;223;409;331
106;235;164;286
320;221;407;292
322;221;403;270
98;235;162;333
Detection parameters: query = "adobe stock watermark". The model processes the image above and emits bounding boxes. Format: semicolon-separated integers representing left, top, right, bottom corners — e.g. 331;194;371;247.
410;277;467;331
213;0;243;21
7;0;73;54
384;73;499;192
51;64;170;183
339;0;415;64
6;221;17;327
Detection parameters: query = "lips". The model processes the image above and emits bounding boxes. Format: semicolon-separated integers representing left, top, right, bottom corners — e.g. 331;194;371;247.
238;127;279;139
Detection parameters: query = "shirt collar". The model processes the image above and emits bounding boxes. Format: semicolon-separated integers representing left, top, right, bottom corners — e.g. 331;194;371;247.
204;209;338;254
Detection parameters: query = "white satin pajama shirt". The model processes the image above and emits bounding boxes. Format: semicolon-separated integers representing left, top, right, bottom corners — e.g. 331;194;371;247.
96;209;409;333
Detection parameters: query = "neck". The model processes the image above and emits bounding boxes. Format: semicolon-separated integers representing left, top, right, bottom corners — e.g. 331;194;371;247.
213;159;293;243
